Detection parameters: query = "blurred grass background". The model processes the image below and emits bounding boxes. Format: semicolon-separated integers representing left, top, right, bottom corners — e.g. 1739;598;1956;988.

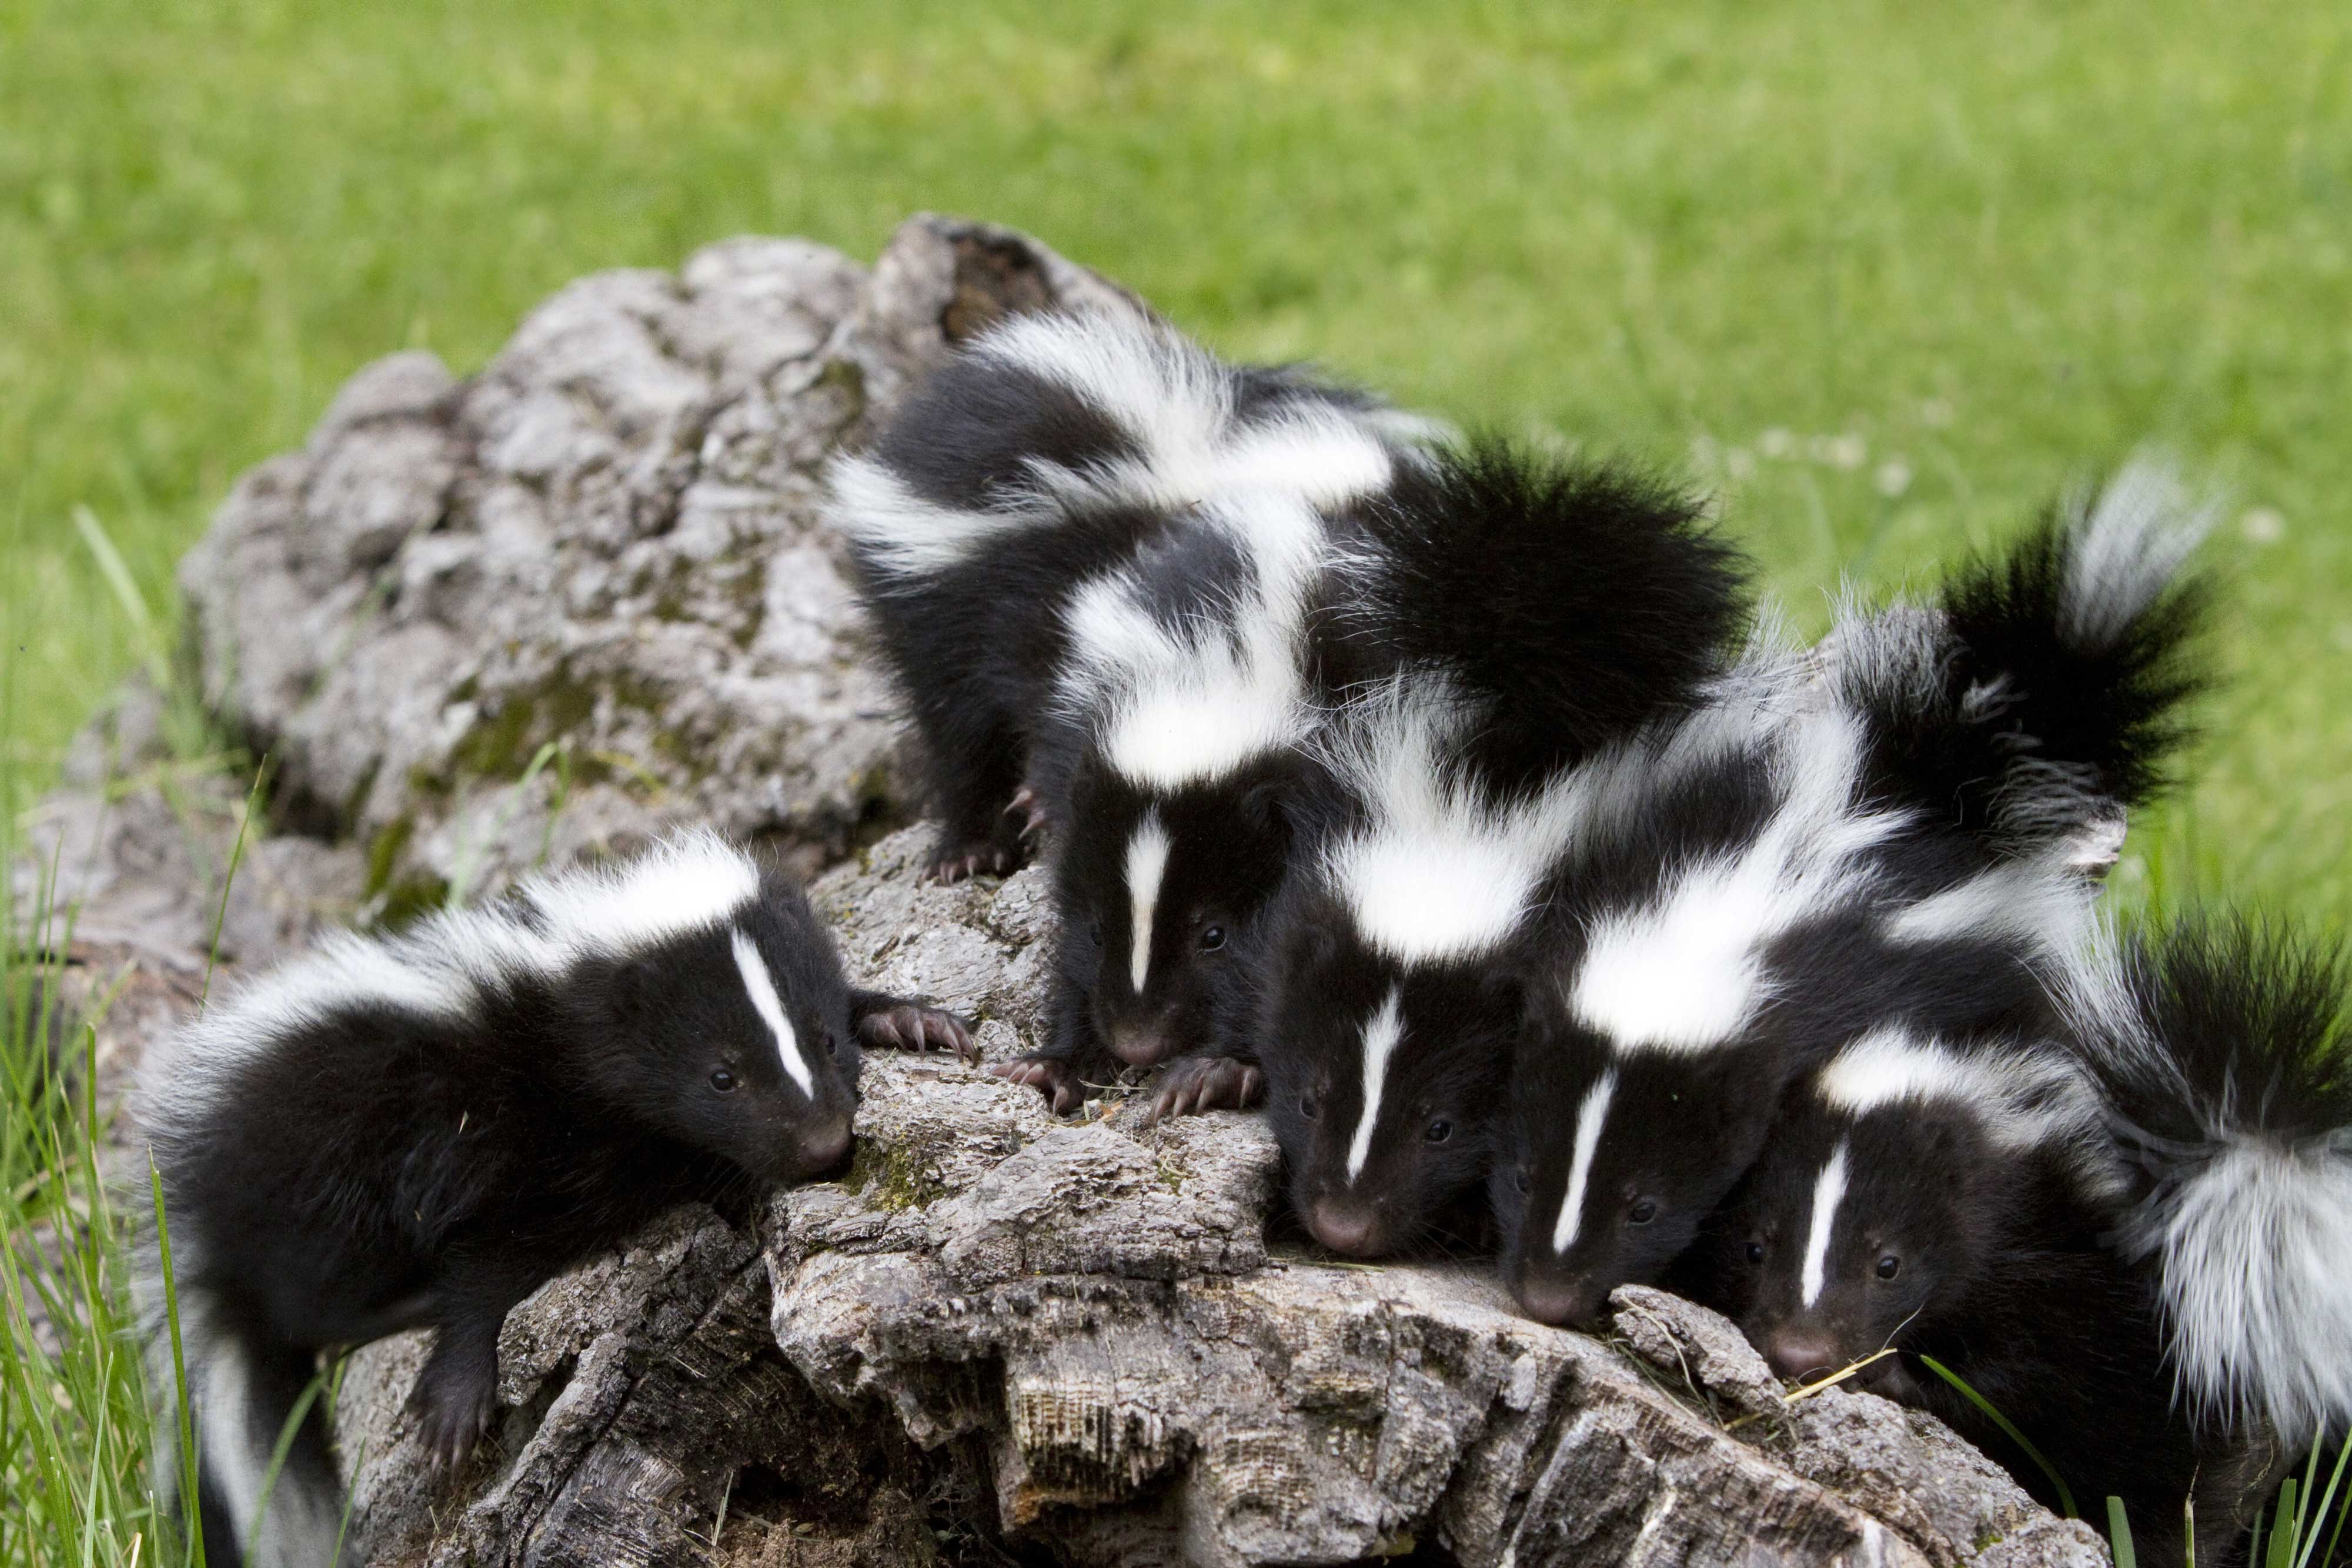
5;0;2350;926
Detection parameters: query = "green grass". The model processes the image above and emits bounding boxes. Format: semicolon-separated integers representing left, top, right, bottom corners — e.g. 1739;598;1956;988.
4;4;2352;1563
4;0;2351;925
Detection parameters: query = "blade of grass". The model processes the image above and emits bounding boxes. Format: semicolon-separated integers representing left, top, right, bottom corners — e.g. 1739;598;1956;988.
2108;1496;2137;1568
2268;1479;2299;1568
200;755;275;1009
1917;1354;2077;1519
2298;1442;2351;1568
151;1157;208;1568
247;1365;332;1557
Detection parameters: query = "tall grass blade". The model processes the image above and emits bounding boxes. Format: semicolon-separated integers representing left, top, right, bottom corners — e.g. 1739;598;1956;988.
2299;1441;2351;1568
150;1158;208;1568
2270;1479;2300;1568
2107;1496;2137;1568
1917;1355;2077;1519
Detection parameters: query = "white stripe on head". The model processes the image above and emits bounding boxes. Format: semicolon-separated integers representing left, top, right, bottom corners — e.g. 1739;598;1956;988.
523;828;762;959
1799;1141;1851;1309
731;930;814;1096
1818;1027;2097;1154
1550;1068;1619;1254
825;456;1047;581
1343;987;1406;1183
1124;811;1172;995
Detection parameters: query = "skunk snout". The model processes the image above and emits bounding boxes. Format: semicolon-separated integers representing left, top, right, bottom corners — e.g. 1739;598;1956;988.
1763;1330;1842;1383
1509;1270;1605;1330
1305;1196;1381;1257
1106;1019;1177;1068
797;1119;853;1175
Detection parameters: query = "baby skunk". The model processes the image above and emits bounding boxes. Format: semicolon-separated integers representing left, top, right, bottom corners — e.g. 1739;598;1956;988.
1232;449;1752;1254
1711;917;2351;1564
1495;459;2213;1328
136;832;966;1568
1031;436;1750;1119
830;308;1412;885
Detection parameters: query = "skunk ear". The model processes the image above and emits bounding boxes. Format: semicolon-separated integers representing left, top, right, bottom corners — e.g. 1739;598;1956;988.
607;957;665;1022
1239;777;1295;845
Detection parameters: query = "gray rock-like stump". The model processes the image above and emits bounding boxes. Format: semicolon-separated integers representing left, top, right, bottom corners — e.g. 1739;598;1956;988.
17;214;2109;1566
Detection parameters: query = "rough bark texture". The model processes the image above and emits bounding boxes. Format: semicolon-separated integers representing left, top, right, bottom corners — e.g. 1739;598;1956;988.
16;215;2107;1567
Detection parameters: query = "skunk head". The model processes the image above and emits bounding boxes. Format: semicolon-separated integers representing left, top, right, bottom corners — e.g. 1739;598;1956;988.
1055;751;1308;1069
1717;1030;2098;1392
1499;1004;1783;1329
1254;883;1518;1258
566;874;860;1186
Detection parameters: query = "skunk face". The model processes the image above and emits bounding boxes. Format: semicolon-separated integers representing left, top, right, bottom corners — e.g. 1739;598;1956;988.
1054;753;1302;1068
1256;892;1516;1258
1499;1018;1781;1329
1720;1101;1989;1393
569;878;860;1186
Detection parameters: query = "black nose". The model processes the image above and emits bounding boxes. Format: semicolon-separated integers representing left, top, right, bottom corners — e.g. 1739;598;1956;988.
1307;1198;1381;1256
1765;1331;1842;1382
1511;1272;1602;1329
798;1120;853;1175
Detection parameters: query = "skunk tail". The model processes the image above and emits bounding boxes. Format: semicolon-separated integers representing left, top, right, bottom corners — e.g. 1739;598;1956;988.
145;1264;343;1568
1829;454;2215;867
1335;436;1752;787
2069;917;2352;1442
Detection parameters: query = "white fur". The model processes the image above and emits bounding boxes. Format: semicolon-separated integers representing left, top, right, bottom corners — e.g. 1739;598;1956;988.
1886;855;2100;957
1550;1069;1618;1254
2060;454;2215;648
1817;1028;2097;1153
731;930;814;1096
154;1285;343;1568
1344;987;1406;1183
825;455;1050;582
153;831;766;1116
1057;490;1326;790
1569;704;1900;1054
1318;678;1582;964
2142;1137;2352;1440
1799;1141;1852;1309
1123;813;1171;995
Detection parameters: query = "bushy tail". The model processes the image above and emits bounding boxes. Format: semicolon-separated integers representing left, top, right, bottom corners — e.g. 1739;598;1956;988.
1335;436;1753;788
2066;917;2352;1442
1829;454;2215;867
145;1265;344;1568
829;310;1412;584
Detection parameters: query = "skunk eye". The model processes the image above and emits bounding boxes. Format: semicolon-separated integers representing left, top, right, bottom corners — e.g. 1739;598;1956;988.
1198;924;1227;952
1876;1254;1901;1281
709;1068;737;1093
1513;1168;1532;1195
1744;1241;1765;1266
822;1031;838;1058
1089;921;1104;948
1298;1094;1320;1121
1425;1119;1451;1144
1628;1199;1658;1225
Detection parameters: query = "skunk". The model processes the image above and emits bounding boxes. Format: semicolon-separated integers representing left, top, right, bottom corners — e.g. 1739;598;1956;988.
830;309;1414;885
136;833;967;1568
1011;435;1750;1120
1708;918;2348;1564
1495;459;2213;1327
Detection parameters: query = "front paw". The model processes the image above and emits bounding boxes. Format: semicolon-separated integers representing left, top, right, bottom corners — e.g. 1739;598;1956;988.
1149;1055;1265;1123
987;1054;1088;1116
857;1000;977;1062
409;1350;498;1472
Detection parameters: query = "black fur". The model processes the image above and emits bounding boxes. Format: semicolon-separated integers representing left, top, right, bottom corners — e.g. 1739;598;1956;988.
1837;471;2211;866
142;848;961;1567
1324;436;1749;788
1246;880;1522;1258
1706;1045;2290;1568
